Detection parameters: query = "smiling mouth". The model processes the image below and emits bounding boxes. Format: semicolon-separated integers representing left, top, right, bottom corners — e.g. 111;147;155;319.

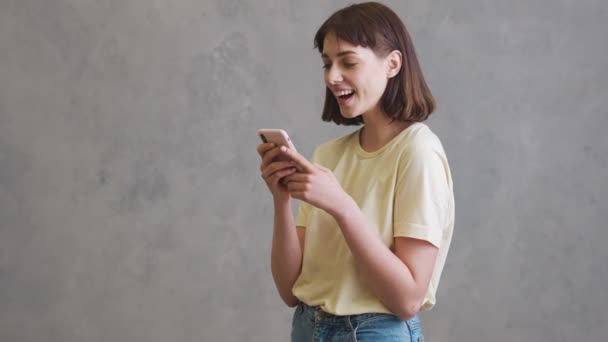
336;90;355;101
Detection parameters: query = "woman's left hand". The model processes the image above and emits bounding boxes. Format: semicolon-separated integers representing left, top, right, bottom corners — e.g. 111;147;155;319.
278;146;351;217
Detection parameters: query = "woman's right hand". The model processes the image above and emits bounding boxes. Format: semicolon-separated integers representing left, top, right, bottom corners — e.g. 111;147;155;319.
257;143;298;200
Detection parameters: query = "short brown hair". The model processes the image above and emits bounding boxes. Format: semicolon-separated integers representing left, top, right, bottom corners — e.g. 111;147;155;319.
314;2;435;125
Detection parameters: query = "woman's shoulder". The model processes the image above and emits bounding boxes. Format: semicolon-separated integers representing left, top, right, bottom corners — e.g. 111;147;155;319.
399;122;445;153
313;129;359;155
401;122;437;141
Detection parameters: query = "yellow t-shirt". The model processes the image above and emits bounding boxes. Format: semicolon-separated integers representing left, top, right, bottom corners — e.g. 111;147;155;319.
293;122;455;316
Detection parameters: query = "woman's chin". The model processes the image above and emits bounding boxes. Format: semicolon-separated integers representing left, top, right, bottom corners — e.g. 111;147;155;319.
339;109;361;119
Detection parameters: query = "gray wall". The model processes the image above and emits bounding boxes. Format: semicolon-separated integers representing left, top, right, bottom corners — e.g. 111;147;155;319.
1;0;606;341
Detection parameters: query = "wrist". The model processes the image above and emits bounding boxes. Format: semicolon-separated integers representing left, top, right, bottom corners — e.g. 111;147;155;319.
273;195;291;209
329;193;357;222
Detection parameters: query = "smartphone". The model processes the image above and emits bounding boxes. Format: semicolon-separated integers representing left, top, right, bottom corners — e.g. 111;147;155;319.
257;128;297;151
257;128;302;171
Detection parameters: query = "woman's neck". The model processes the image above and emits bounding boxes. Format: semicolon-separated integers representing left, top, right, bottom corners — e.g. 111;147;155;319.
359;113;413;152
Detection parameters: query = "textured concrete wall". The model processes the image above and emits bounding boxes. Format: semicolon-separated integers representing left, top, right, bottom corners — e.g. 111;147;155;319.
1;0;607;341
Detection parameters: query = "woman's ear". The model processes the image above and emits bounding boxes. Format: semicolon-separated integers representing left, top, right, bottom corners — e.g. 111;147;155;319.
386;50;402;79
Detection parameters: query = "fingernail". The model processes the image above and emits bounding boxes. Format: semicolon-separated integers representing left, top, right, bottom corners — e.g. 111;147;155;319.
280;146;286;152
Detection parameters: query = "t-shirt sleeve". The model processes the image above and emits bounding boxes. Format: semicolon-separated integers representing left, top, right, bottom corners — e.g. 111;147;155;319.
295;146;319;228
393;144;450;248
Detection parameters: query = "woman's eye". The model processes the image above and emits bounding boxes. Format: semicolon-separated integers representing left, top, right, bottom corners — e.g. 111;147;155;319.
321;62;356;70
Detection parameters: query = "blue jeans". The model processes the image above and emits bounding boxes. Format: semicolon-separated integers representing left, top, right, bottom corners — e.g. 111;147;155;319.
291;301;424;341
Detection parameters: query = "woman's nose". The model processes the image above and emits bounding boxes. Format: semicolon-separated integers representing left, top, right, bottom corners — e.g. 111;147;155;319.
327;66;343;84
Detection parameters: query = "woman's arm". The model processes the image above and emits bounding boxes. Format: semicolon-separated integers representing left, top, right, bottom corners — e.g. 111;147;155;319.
332;197;438;320
280;145;439;319
270;198;304;307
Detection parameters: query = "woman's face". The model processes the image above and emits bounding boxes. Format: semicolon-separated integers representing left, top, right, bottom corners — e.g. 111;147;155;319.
321;32;392;119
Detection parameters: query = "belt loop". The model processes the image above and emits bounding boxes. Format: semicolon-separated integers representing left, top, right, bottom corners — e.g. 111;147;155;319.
315;306;327;319
347;314;357;332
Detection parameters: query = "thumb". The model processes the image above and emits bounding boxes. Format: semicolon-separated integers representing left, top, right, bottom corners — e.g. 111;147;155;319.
314;163;330;172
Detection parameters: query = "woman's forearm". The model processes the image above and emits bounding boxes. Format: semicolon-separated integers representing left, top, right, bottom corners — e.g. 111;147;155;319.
270;197;302;307
330;197;423;320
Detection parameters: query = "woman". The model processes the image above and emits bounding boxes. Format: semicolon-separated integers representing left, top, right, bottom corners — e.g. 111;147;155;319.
256;2;454;341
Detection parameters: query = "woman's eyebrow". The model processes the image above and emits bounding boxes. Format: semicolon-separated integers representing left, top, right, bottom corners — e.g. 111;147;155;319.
321;50;357;59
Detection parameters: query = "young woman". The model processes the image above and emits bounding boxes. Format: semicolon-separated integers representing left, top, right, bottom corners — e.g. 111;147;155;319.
256;2;454;341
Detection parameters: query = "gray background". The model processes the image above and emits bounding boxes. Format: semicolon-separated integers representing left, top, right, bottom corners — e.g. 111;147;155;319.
1;0;607;341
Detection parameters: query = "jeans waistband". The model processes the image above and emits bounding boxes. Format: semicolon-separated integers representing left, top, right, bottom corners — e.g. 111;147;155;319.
298;301;415;325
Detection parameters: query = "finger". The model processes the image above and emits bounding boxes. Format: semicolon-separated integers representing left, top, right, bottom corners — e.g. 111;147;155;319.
261;161;297;179
287;181;308;192
278;146;315;173
282;173;308;184
270;167;297;184
288;190;306;201
256;143;274;156
257;143;276;158
261;147;283;169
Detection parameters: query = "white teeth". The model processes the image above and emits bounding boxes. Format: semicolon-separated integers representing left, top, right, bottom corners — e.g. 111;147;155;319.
336;90;354;96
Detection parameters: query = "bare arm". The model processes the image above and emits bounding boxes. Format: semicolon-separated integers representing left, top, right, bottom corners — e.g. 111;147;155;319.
257;142;306;307
333;197;438;320
276;143;442;318
270;198;305;307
